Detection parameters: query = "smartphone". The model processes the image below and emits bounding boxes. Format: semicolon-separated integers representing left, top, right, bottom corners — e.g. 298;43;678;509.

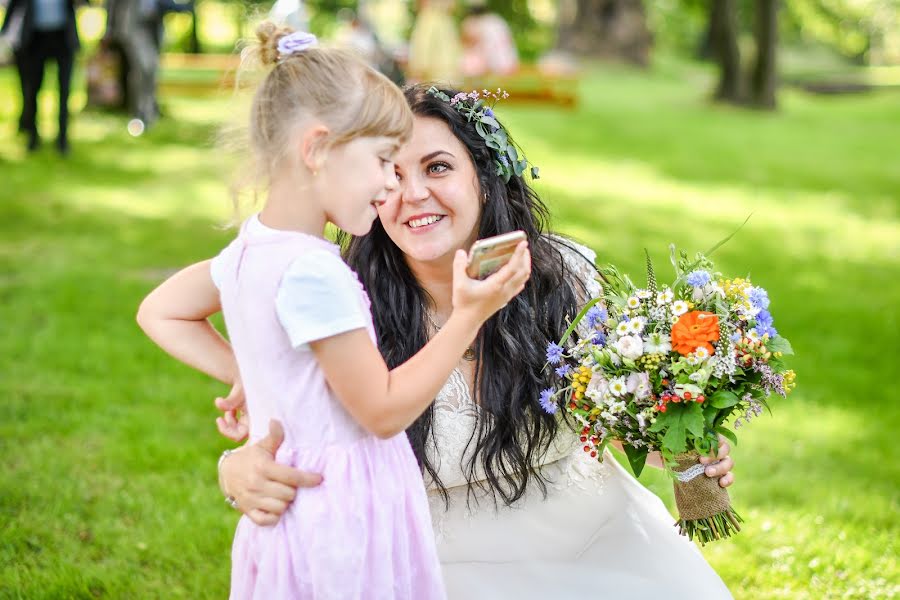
466;230;527;280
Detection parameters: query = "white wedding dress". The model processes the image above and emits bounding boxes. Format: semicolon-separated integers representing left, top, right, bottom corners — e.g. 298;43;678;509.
424;241;733;599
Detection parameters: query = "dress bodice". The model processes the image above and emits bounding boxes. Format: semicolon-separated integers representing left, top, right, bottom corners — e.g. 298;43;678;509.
423;237;603;492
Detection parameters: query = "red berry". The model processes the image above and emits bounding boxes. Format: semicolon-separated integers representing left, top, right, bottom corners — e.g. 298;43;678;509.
583;445;590;452
684;392;692;400
590;451;597;458
580;436;588;442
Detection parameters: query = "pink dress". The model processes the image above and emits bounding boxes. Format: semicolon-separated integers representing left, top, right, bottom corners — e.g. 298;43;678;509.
213;220;445;599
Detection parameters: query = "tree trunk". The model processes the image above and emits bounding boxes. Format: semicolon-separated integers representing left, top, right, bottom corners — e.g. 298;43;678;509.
749;0;778;108
711;0;743;103
189;2;201;54
556;0;653;66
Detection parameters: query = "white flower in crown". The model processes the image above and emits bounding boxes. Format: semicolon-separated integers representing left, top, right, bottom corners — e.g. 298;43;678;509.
278;31;318;59
636;289;652;299
627;296;641;309
616;321;631;336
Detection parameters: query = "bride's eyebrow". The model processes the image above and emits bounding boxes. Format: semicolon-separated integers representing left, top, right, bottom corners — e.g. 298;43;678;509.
420;150;454;163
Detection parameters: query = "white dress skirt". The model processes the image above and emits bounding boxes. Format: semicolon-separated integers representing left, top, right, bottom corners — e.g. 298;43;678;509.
424;241;733;600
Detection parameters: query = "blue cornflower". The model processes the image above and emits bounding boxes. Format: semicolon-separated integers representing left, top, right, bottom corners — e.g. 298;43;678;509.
555;364;571;377
546;342;564;365
748;287;770;310
539;388;558;414
754;309;777;337
730;332;742;343
592;331;607;346
685;270;711;288
484;108;495;118
499;155;509;166
586;305;607;328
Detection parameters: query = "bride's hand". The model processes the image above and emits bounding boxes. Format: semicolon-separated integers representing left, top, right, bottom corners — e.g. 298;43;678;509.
219;419;323;526
699;434;735;488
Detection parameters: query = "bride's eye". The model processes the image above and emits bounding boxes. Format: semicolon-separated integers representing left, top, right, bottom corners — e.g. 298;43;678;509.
427;162;450;175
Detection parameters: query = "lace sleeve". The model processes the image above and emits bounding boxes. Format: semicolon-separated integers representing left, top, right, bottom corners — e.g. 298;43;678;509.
546;235;604;339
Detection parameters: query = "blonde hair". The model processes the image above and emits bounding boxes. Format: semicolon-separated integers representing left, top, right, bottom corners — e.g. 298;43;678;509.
237;22;412;195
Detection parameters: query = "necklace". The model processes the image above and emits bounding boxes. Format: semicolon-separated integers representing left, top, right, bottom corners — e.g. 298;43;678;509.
425;311;477;361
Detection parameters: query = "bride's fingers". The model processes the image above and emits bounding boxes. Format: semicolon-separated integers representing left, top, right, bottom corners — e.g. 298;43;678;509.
705;455;734;478
718;472;735;488
247;509;279;527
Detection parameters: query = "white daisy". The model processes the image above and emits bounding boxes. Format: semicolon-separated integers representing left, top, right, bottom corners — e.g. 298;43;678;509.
627;296;641;309
636;289;652;299
628;317;647;334
686;355;699;366
671;300;689;316
608;377;628;397
694;346;710;360
616;321;631;336
746;329;761;343
656;288;674;305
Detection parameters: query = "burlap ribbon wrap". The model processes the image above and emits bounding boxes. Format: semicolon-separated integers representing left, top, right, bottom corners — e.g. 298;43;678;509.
670;451;742;543
672;451;731;520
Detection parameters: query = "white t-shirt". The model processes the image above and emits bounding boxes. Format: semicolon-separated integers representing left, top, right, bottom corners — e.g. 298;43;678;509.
210;215;368;351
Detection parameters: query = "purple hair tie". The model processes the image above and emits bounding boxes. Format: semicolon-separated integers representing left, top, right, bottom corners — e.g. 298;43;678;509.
277;31;318;60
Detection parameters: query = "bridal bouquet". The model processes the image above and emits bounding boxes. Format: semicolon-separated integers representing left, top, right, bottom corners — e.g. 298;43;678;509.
541;244;795;544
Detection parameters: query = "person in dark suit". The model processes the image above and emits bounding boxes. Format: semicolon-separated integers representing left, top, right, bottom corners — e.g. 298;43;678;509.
1;0;81;154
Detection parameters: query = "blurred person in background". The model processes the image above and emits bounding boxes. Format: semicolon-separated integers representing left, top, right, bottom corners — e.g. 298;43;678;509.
2;0;81;154
460;0;518;77
408;0;460;84
104;0;164;129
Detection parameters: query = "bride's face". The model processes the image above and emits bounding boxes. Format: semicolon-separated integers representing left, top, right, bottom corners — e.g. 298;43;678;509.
377;116;482;266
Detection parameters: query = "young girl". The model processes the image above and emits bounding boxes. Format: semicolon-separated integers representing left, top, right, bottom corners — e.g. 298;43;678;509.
136;24;531;599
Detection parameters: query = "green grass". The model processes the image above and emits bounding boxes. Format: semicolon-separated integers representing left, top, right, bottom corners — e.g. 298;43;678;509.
1;57;898;599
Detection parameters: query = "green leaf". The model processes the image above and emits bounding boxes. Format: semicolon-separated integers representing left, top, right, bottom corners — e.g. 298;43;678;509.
623;444;649;478
506;144;519;162
715;426;738;446
480;115;500;129
702;213;753;258
514;159;526;177
766;335;794;355
709;390;740;409
662;420;688;454
683;402;706;437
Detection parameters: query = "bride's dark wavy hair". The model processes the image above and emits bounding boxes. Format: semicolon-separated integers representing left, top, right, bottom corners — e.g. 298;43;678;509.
341;84;591;506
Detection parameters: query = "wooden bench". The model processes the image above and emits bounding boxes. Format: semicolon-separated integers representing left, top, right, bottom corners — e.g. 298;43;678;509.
159;53;579;107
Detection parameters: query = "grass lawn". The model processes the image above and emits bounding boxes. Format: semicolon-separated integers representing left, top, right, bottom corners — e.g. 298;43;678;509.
1;57;898;599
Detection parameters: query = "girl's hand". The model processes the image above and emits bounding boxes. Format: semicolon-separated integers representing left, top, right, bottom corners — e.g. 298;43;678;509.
699;434;736;488
452;241;531;323
215;380;249;442
219;420;323;526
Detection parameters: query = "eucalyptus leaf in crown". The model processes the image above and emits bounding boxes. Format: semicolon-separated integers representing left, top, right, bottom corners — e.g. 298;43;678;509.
427;86;539;183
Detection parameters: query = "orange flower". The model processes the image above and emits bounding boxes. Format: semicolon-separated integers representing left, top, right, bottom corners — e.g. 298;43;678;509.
671;311;720;356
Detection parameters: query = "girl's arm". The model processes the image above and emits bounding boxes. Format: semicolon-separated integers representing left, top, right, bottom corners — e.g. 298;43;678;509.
136;260;238;385
313;244;530;439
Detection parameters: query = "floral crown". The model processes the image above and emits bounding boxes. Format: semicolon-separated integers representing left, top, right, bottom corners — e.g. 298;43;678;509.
426;86;539;183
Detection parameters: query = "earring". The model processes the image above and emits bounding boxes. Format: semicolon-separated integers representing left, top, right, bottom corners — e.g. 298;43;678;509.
483;192;489;204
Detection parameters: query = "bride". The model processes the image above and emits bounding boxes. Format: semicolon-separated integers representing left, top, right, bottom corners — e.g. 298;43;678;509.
212;84;735;598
